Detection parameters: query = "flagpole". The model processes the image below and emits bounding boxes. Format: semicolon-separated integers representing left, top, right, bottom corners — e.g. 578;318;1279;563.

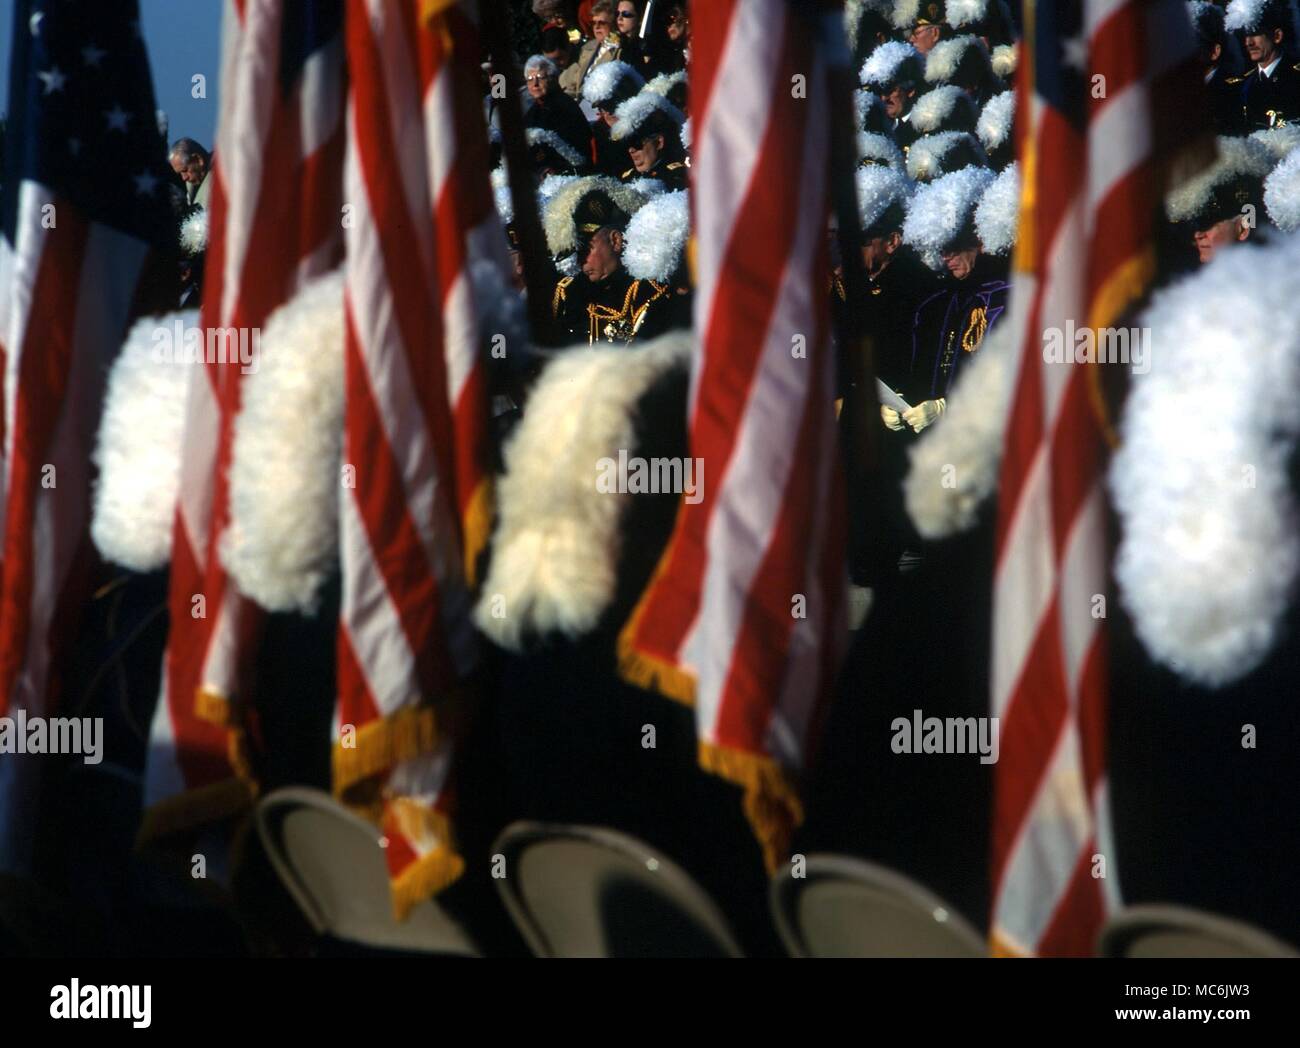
480;0;556;346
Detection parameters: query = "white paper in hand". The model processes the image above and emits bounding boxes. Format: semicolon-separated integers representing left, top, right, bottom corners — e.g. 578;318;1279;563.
876;379;912;414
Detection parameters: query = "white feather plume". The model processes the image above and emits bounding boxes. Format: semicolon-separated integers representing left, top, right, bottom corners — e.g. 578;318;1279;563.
902;163;997;253
1109;233;1300;687
475;331;693;649
582;59;644;108
925;34;986;85
911;84;969;133
857;164;914;231
1265;149;1300;231
903;311;1017;538
946;0;989;27
543;175;648;256
891;0;922;30
1250;123;1300;160
623;190;690;282
977;89;1014;152
861;40;921;88
526;127;585;168
220;269;345;614
180;207;208;256
990;42;1018;78
905;130;987;181
611;91;685;141
858;130;905;170
91;311;198;572
1165;134;1274;222
975;161;1019;255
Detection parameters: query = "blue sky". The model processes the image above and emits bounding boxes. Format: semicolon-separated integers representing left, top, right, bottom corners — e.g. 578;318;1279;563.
2;0;223;147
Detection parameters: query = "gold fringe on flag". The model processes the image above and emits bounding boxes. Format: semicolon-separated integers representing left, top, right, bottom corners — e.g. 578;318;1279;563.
1085;246;1156;449
698;741;804;875
989;929;1029;958
332;704;442;797
137;686;259;845
390;845;466;921
461;476;495;588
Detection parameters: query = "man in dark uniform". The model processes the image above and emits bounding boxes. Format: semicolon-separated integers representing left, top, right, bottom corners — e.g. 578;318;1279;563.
551;188;674;345
1191;1;1246;133
839;164;937;586
611;92;690;189
1224;0;1300;130
860;42;927;153
582;60;647;177
900;167;1009;431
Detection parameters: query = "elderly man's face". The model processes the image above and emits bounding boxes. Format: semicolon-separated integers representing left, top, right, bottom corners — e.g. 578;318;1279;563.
1244;29;1282;65
170;152;206;185
861;231;901;275
879;84;914;119
942;245;980;280
526;66;553;101
628;132;663;173
909;24;941;53
1194;215;1249;263
581;228;623;282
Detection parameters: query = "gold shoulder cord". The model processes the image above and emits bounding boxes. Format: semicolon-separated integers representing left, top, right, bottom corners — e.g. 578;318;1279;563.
630;281;670;334
553;276;573;318
587;280;643;342
962;305;988;352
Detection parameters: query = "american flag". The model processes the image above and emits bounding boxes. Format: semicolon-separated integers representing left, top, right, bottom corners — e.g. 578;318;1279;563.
990;0;1207;956
335;0;505;917
0;0;174;869
143;0;346;840
618;0;849;871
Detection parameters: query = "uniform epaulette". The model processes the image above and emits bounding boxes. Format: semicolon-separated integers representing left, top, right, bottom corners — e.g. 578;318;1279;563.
666;162;687;171
553;276;574;317
621;167;636;180
1226;69;1255;84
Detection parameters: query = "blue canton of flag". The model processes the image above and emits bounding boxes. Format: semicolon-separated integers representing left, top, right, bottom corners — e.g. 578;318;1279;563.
1034;0;1087;128
2;0;174;248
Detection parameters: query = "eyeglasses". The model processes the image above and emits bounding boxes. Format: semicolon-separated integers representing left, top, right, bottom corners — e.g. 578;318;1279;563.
592;18;610;28
617;8;636;17
526;73;551;83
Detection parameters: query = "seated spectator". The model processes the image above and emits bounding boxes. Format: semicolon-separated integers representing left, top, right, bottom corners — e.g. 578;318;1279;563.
559;1;624;99
523;54;594;161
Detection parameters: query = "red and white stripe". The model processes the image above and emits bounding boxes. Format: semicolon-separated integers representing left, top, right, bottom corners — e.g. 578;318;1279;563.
336;0;504;915
618;0;848;869
0;185;150;869
990;0;1204;956
145;0;345;837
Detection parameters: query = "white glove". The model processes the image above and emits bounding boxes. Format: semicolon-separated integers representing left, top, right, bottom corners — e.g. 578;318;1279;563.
880;404;906;431
902;397;945;433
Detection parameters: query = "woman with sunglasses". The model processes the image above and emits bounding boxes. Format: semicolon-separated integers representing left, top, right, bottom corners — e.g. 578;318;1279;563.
558;0;627;99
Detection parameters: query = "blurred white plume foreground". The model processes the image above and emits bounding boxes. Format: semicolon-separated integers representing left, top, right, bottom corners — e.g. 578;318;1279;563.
903;233;1300;688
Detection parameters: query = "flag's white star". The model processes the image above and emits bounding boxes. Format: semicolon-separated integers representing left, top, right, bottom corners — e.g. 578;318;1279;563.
67;137;81;156
105;104;130;131
82;44;107;68
134;171;160;195
1061;35;1088;73
29;11;43;36
37;66;66;95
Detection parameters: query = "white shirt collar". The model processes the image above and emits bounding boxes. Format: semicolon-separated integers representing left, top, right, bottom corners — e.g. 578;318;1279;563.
1260;55;1282;79
1204;67;1217;84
